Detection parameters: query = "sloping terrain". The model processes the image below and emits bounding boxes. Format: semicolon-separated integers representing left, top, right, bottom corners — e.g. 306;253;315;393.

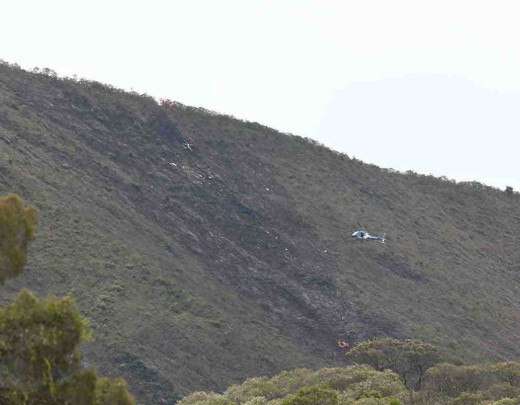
1;62;520;404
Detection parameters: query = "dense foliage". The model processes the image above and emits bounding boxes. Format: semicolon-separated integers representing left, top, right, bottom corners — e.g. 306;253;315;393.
181;340;520;405
0;194;37;283
179;366;406;405
0;194;134;404
418;362;520;404
346;338;442;389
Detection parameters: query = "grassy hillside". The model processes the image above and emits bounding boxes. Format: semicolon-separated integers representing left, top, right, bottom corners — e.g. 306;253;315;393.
1;61;520;404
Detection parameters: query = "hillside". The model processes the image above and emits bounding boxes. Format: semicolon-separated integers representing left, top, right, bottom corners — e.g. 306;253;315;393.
1;62;520;404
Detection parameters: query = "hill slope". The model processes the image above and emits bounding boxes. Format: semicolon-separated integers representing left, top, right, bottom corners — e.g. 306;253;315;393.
1;62;520;404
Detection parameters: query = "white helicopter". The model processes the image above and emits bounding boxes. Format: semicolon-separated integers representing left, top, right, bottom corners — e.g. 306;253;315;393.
351;229;386;243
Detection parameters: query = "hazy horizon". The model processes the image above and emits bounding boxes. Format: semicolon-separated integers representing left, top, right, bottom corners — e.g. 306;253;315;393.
317;75;519;191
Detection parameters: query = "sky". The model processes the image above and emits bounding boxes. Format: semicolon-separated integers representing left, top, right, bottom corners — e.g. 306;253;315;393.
1;1;519;189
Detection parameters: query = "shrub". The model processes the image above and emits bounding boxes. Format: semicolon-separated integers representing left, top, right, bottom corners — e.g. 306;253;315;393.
281;386;339;405
0;194;37;283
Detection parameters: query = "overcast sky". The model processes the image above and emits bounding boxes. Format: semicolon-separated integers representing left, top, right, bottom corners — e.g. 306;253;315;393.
2;1;519;189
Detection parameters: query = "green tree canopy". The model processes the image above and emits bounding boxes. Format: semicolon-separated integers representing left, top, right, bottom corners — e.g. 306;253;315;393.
0;290;90;395
346;338;441;389
281;386;339;405
179;366;406;405
0;286;136;405
0;194;37;283
0;194;135;404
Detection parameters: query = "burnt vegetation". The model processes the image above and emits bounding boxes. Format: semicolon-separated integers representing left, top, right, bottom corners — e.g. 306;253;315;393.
1;60;520;404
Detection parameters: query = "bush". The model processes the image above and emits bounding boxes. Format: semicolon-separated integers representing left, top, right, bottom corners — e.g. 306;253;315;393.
281;386;339;405
0;194;37;283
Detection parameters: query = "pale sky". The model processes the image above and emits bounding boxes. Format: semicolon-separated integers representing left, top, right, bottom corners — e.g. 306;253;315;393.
2;1;519;189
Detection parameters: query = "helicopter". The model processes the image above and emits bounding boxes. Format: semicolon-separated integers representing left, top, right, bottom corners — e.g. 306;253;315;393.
351;229;385;243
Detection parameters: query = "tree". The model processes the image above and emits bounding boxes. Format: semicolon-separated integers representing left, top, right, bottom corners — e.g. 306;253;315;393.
95;377;136;405
0;194;37;283
422;362;520;401
0;194;135;404
281;386;339;405
346;338;441;390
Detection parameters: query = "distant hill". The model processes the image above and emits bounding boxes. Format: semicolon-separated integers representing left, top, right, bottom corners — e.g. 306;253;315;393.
1;61;520;404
